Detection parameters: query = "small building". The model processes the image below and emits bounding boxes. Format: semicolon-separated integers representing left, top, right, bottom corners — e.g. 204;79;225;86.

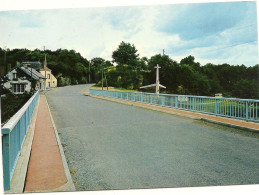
215;93;223;98
39;55;57;89
3;65;46;94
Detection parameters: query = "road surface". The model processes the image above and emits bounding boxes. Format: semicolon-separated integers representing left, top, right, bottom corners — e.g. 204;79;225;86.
45;84;259;191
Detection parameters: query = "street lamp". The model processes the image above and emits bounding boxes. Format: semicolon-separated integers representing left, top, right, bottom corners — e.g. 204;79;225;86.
88;60;91;84
104;67;108;91
101;63;109;91
102;63;104;90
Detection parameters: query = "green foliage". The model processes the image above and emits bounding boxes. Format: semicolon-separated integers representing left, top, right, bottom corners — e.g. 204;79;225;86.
58;76;71;86
1;46;258;99
112;41;139;66
1;92;32;125
0;48;90;87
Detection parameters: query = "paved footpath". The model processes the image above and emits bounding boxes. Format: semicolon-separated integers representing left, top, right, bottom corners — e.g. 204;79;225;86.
24;95;69;192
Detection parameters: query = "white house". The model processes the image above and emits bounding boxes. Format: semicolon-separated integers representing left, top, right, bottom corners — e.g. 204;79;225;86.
3;64;46;94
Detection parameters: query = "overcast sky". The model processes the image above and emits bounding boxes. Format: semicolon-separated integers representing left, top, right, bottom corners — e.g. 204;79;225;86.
0;0;258;66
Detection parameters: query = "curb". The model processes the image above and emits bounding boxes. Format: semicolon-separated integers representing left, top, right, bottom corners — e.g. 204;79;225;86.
200;118;259;133
5;96;40;194
90;94;259;133
45;95;76;192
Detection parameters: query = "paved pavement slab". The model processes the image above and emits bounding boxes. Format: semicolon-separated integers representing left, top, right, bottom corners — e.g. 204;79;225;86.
24;95;67;192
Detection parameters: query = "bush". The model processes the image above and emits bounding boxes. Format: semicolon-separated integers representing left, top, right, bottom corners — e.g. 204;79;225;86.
1;92;32;125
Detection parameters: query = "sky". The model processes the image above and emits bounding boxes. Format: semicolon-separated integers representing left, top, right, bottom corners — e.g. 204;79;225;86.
0;0;258;66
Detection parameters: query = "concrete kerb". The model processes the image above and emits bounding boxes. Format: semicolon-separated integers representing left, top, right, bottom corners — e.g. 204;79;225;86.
200;118;259;133
5;95;40;194
90;94;259;133
45;95;76;192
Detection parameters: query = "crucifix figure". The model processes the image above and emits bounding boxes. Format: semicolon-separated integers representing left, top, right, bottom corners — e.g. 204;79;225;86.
140;64;166;94
155;64;161;94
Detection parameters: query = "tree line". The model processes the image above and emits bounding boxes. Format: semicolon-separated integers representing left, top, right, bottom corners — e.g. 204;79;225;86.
0;42;258;99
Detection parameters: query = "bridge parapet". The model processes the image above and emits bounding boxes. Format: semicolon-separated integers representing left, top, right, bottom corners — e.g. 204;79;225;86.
1;90;39;190
90;89;259;123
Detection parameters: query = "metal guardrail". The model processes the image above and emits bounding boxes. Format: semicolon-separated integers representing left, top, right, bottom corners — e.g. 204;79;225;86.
90;89;259;122
1;90;39;190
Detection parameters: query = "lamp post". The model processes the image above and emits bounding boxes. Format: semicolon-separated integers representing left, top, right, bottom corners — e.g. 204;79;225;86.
104;67;108;91
88;60;91;84
101;63;103;90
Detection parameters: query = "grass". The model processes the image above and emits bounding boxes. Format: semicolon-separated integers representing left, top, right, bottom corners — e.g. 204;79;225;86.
90;86;138;92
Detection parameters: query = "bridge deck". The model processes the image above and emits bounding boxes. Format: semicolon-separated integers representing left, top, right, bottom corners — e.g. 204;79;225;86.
45;85;259;191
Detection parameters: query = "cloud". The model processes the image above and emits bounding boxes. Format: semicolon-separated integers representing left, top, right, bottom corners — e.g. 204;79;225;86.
0;2;258;66
157;1;256;40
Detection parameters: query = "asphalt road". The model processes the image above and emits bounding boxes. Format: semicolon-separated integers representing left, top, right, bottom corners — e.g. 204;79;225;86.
45;84;259;191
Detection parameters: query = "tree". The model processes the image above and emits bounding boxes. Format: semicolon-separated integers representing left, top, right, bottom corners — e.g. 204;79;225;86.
232;79;259;99
112;41;139;67
180;55;200;70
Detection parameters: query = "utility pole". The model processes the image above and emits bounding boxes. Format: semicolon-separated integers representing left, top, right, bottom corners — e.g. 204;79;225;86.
88;60;91;84
104;68;108;90
102;64;104;90
4;46;7;75
162;49;165;56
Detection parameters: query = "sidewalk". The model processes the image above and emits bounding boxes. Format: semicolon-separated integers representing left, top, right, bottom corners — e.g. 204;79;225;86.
24;95;75;193
90;95;259;132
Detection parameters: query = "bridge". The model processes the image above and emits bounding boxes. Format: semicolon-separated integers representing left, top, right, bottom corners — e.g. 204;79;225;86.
1;84;259;193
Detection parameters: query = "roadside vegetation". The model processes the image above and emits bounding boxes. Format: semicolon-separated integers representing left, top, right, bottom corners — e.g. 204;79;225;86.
1;42;258;99
1;92;33;126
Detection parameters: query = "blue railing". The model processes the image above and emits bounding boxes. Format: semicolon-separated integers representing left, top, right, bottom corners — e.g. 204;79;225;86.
1;90;39;190
90;89;259;122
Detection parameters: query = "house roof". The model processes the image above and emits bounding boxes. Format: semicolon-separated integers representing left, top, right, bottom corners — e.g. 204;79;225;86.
20;62;42;70
19;66;46;80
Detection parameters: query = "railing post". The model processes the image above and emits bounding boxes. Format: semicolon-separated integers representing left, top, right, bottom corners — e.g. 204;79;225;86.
215;99;217;115
141;93;143;103
175;96;178;108
133;93;136;101
246;101;248;121
127;93;128;100
2;132;11;190
161;96;164;106
192;97;195;111
150;94;152;104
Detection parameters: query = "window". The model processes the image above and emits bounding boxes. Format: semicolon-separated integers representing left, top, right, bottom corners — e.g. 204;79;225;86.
48;82;51;87
12;84;25;94
13;73;17;79
48;74;50;79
